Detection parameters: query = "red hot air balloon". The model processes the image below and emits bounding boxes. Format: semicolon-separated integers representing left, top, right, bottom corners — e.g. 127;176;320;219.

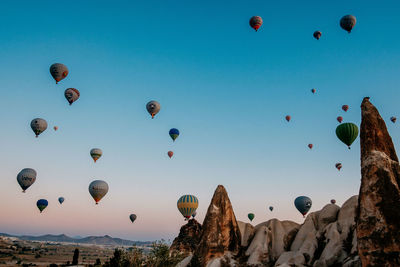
337;116;343;123
285;115;291;122
311;88;316;94
53;126;58;131
342;105;349;112
308;144;313;149
249;16;263;32
335;163;342;171
168;151;173;158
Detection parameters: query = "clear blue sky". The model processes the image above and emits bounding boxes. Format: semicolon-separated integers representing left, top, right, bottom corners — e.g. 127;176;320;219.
0;0;399;241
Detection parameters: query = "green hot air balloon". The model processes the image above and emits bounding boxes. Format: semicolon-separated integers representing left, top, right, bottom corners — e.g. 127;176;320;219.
248;213;255;222
336;122;359;149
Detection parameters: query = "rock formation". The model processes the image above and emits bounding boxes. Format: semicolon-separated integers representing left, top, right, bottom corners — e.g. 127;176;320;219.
170;219;202;256
189;185;242;266
357;97;400;266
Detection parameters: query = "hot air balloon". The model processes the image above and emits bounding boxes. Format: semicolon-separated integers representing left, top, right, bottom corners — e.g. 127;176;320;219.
313;31;322;40
90;148;103;163
89;180;109;204
50;63;68;84
58;197;65;204
192;211;197;218
37;199;48;213
248;213;255;222
129;214;137;223
342;105;349;112
169;128;180;142
17;168;36;193
311;88;316;94
335;163;342;171
390;117;396;123
53;126;58;131
177;195;199;219
146;101;161;119
331;199;336;204
64;88;80;105
337;116;343;123
31;118;48;137
340;15;356;33
168;151;174;158
294;196;312;217
285;115;291;122
308;144;313;149
249;16;263;31
336;123;359;149
269;206;273;212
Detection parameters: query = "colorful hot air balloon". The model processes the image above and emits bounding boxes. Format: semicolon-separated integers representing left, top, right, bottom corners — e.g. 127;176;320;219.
337;116;343;123
308;144;313;149
129;214;137;223
249;16;263;32
53;126;58;131
342;105;349;112
89;180;109;204
192;211;197;218
294;196;312;217
248;213;255;222
177;195;199;219
37;199;48;213
340;15;356;33
50;63;68;84
269;206;273;212
336;123;359;149
313;31;322;40
64;88;80;105
168;151;174;158
90;148;103;163
31;118;48;137
335;163;342;171
331;199;336;204
146;101;161;119
285;115;291;122
311;88;316;94
58;197;65;204
17;168;36;193
169;128;180;141
390;117;396;123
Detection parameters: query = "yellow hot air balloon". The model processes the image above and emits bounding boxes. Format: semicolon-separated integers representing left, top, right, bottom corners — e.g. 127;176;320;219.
177;195;199;219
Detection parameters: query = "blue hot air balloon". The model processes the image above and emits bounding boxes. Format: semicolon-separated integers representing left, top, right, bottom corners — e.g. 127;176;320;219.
294;196;312;217
58;197;65;204
169;128;180;141
37;199;48;213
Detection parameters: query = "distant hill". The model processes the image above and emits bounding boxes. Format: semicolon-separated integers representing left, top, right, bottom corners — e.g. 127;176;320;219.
0;233;151;246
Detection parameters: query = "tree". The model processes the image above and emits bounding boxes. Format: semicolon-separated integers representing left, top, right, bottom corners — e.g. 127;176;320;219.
72;248;79;265
95;258;101;266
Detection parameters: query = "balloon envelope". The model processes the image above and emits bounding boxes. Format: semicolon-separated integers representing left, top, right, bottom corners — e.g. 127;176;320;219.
337;116;343;123
336;123;359;149
169;128;180;141
248;213;255;221
342;105;349;112
269;206;273;212
192;211;197;218
54;126;58;131
313;31;321;40
90;148;103;162
89;180;109;204
129;214;137;223
17;168;36;192
146;101;161;119
64;88;80;105
177;195;199;219
311;88;316;94
390;117;396;123
335;163;342;171
31;118;48;137
50;63;68;84
58;197;65;204
168;151;174;158
37;199;48;213
331;199;336;204
340;15;356;33
249;16;262;31
294;196;312;216
308;144;313;149
285;115;291;122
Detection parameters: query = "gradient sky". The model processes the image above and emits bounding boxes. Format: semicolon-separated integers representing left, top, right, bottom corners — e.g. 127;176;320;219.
1;0;400;241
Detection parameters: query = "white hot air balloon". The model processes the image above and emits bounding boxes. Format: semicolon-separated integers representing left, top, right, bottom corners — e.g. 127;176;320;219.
30;118;48;137
17;168;37;192
89;180;109;204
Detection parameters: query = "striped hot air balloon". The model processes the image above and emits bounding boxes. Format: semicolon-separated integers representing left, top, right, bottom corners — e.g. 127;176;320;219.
249;16;263;31
336;123;359;149
177;195;199;219
64;88;80;105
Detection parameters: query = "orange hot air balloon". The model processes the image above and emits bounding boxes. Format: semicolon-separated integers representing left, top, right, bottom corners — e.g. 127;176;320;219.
337;116;343;123
168;151;173;158
53;126;58;131
285;115;291;122
308;144;313;149
342;105;349;112
311;88;316;94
